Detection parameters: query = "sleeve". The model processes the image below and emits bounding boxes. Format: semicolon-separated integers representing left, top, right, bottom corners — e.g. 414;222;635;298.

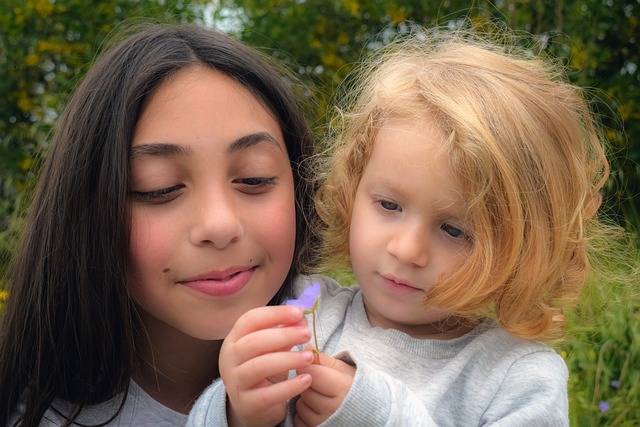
186;379;229;427
319;352;439;427
480;351;569;426
317;348;568;427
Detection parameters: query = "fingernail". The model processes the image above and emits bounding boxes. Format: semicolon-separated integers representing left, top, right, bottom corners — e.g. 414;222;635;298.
298;373;312;384
300;327;311;340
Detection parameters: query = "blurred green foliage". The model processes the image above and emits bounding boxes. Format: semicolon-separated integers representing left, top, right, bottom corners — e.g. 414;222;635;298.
561;244;640;425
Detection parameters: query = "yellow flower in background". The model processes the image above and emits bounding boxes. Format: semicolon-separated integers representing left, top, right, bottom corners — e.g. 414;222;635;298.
25;53;39;67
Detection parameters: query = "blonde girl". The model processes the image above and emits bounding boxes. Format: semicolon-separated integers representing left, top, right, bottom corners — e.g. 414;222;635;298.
287;27;622;426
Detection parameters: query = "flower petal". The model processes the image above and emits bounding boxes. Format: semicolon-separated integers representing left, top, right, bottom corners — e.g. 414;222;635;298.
285;282;321;312
599;401;610;412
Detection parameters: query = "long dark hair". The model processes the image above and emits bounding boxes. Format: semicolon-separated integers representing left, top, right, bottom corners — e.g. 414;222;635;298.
0;23;314;426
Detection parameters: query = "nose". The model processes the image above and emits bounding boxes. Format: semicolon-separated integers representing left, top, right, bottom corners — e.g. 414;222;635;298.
189;189;244;249
386;224;429;268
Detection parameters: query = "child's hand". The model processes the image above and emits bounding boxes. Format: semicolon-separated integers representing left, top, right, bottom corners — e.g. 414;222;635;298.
220;305;315;427
293;348;356;427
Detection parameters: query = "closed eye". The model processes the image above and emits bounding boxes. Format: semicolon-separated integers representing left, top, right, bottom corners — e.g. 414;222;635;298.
233;177;277;194
130;184;184;203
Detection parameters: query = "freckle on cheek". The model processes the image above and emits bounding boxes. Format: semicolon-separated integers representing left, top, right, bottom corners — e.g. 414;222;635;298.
163;268;170;273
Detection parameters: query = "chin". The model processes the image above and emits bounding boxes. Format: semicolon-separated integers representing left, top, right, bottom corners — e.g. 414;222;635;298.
184;320;234;341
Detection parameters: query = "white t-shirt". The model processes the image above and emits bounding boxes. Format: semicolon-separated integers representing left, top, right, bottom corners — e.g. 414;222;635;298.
12;380;188;426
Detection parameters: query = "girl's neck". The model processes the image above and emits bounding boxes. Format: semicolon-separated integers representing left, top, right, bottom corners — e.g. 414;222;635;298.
132;311;222;414
363;300;478;340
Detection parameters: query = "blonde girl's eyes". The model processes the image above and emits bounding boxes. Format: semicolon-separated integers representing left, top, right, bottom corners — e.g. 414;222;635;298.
442;223;463;237
441;223;472;242
376;198;401;212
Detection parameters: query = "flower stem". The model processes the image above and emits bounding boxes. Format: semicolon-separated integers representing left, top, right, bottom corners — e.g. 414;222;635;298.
312;310;320;364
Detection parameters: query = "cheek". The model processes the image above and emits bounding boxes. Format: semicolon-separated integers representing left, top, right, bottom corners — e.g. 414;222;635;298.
253;187;297;278
269;196;297;264
437;241;473;282
349;196;373;245
128;209;173;280
348;203;371;270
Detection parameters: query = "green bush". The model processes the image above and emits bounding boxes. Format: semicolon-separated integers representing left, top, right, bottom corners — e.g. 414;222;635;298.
562;249;640;426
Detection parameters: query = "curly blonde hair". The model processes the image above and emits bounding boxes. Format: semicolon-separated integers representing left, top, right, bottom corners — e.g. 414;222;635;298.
314;27;615;342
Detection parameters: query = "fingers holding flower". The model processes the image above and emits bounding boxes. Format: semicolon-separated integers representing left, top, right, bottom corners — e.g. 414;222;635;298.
286;282;321;363
220;305;314;427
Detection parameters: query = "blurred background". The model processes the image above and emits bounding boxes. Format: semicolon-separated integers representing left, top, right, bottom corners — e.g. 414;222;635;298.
0;1;638;425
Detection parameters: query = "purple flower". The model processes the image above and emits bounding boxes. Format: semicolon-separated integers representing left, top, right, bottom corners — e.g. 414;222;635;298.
611;380;621;389
285;282;322;363
286;282;320;313
599;401;610;412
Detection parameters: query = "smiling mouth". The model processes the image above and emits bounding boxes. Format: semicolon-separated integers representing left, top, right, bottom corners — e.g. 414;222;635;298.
180;266;255;283
201;270;242;282
180;267;256;297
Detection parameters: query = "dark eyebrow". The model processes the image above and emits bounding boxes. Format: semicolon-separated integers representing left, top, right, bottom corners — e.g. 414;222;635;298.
227;132;283;154
130;132;283;160
130;143;190;159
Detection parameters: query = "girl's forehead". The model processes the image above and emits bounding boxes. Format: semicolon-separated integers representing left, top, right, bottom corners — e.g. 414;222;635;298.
147;66;255;110
131;65;286;161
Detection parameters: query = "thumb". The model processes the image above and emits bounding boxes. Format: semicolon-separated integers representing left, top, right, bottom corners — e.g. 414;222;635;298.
303;344;353;374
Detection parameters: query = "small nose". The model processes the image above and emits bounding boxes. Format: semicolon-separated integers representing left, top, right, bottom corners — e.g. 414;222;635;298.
189;189;244;249
386;225;429;268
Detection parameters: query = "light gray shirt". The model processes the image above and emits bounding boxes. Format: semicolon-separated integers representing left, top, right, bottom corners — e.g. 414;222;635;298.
188;274;569;426
11;380;187;426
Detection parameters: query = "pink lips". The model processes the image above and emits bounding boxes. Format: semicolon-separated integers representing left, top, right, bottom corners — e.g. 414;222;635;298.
180;266;255;297
382;275;422;294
